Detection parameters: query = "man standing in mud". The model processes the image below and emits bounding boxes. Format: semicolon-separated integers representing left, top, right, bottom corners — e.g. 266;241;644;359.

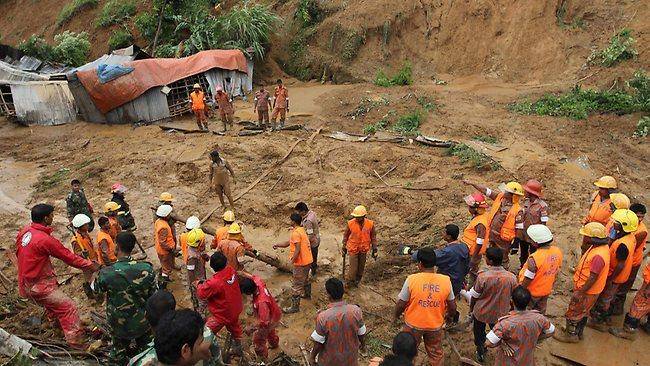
189;83;209;131
254;86;272;129
342;205;377;288
209;149;236;210
66;179;94;232
271;79;289;130
214;86;235;132
296;202;321;276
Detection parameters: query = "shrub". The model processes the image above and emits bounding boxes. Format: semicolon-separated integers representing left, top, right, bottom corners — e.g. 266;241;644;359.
374;62;413;87
392;109;423;136
473;135;498;144
447;144;501;170
634;116;649;138
97;0;137;27
154;44;178;58
17;35;54;60
52;31;91;67
217;3;280;59
590;29;638;67
363;118;390;135
294;0;323;28
417;96;437;112
108;29;133;51
341;31;364;61
57;0;98;27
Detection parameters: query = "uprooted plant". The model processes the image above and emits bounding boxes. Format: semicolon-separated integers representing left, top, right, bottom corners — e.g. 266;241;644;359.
588;28;638;67
447;144;501;171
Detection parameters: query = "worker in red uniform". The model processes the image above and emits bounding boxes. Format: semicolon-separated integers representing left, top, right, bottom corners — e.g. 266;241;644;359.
518;179;550;267
239;275;282;361
16;204;98;348
214;86;235;132
196;252;243;356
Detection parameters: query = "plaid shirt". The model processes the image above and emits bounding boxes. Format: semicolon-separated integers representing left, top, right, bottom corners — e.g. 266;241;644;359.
471;266;518;324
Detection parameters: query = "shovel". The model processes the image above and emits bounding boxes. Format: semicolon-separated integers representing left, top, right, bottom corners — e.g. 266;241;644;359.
445;331;482;366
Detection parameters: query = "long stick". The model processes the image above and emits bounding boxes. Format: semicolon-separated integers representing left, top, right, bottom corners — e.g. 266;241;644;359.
341;252;347;280
299;344;310;366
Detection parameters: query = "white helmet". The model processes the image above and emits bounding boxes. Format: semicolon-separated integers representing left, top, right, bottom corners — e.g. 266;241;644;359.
72;214;91;228
527;224;553;244
156;204;173;218
186;216;201;230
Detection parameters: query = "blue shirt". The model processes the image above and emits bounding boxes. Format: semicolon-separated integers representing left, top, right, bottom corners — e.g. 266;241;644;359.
434;242;470;295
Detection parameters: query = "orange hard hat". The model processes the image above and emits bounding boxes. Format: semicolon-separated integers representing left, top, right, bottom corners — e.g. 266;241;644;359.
523;179;543;197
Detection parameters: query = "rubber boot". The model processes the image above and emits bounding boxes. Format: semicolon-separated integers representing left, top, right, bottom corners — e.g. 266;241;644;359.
282;296;300;314
476;345;487;363
576;317;588;340
610;314;640;340
587;317;609;332
609;295;625;316
640;321;650;334
302;283;312;299
553;319;580;343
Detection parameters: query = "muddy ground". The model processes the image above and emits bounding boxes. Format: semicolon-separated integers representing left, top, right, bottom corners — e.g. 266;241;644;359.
0;77;648;365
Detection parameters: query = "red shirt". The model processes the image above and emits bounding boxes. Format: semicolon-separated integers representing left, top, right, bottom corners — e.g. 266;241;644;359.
197;266;243;323
251;276;281;328
15;223;93;296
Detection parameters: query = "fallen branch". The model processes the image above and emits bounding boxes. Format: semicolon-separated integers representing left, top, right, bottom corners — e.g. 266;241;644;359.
307;127;323;144
380;165;397;179
267;176;283;192
373;170;391;187
159;125;210;134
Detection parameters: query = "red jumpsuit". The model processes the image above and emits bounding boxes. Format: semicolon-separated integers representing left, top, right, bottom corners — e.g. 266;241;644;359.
250;275;282;358
197;265;243;339
16;223;94;347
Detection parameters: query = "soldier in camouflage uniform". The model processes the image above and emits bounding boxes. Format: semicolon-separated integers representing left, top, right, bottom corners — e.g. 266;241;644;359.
92;231;157;365
66;179;94;232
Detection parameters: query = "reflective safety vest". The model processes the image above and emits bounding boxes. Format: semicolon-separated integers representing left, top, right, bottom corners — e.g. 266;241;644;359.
462;212;490;255
584;192;612;225
96;230;116;265
573;244;610;295
487;193;521;243
289;227;313;266
179;232;189;264
518;246;563;297
346;218;374;254
632;221;648;266
190;91;205;110
609;233;637;284
212;226;229;249
403;272;452;331
108;216;121;240
72;232;97;261
154;219;176;256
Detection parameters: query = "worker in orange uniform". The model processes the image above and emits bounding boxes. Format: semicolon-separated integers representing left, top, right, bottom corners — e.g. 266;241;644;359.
603;193;631;243
273;213;313;313
342;205;377;288
610;260;650;339
16;204;98;348
611;203;647;315
581;175;617;253
271;79;289;130
71;214;97;262
189;84;208;131
554;223;610;343
217;223;255;272
518;225;562;314
394;248;456;366
154;204;177;287
96;216;117;266
104;202;122;240
212;210;236;249
589;209;639;331
518;179;550;267
462;192;490;286
254;86;272;129
153;192;177;230
214;86;235;132
463;180;525;269
239;275;282;361
179;216;206;311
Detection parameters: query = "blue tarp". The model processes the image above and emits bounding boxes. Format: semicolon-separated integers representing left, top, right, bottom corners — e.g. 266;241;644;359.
97;64;134;84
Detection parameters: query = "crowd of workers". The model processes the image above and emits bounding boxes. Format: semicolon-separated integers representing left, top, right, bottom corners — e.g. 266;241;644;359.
13;163;648;365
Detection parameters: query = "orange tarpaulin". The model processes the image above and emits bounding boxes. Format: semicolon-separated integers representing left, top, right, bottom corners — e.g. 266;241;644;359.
76;49;248;114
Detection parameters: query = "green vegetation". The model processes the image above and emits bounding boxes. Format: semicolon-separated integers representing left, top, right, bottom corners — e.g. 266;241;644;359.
363;118;390;135
348;97;390;118
283;26;317;80
392;109;423;136
36;168;70;192
19;31;90;67
375;62;413;87
447;144;501;171
96;0;137;27
473;135;498;144
634;116;649;138
417;96;437;112
341;31;365;61
108;29;134;51
57;0;98;27
510;71;649;120
589;29;637;67
294;0;323;28
17;35;54;61
364;336;389;358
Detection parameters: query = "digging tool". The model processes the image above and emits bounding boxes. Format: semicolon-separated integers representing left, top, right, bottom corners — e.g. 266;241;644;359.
341;251;347;281
444;331;482;366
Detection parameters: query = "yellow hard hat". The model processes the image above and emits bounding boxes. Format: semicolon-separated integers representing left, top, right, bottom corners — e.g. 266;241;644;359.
104;201;121;213
351;205;367;217
193;83;201;89
187;228;205;247
579;222;607;239
611;209;639;233
159;192;174;202
609;193;630;210
594;175;617;189
499;182;525;196
223;210;235;222
228;222;242;234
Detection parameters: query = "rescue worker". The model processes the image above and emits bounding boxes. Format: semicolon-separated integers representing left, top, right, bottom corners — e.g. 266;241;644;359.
462;192;490;286
273;213;314;313
589;209;639;330
485;287;555;365
16;204;98;348
71;214;97;262
153;192;176;227
154;204;177;286
211;210;235;249
463;180;525;269
186;226;209;312
189;84;209;131
583;175;618;226
216;223;254;272
91;232;157;365
239;275;282;361
394;248;456;366
554;223;610;343
66;179;94;232
97;216;118;266
111;183;136;231
433;224;469;301
209;149;236;210
309;278;367;366
610;260;650;339
611;203;647;315
179;216;199;269
214;86;234;132
342;205;377;288
197;252;244;356
104;201;122;239
469;247;518;362
518;225;563;314
518;179;549;267
603;192;631;244
254;86;272;129
295;202;321;276
271;79;289;130
147;310;217;365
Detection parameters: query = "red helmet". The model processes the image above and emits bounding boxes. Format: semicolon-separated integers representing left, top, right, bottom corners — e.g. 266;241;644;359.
111;183;126;193
523;179;543;197
464;192;488;208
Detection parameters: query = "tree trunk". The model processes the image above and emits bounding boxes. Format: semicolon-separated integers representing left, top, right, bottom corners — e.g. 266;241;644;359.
151;0;168;55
